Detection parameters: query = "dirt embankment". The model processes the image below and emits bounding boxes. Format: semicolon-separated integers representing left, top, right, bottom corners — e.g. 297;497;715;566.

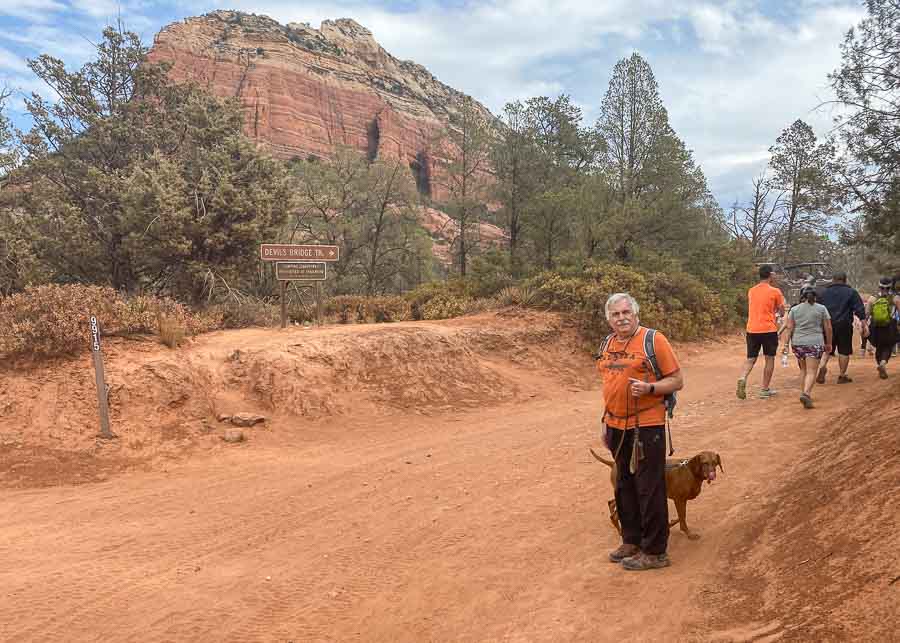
0;311;592;487
695;384;900;642
1;311;899;640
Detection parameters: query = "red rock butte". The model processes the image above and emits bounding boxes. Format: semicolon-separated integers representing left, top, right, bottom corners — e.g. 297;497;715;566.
149;10;495;203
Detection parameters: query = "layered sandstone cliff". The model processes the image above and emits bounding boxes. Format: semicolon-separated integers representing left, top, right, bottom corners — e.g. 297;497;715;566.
149;10;494;202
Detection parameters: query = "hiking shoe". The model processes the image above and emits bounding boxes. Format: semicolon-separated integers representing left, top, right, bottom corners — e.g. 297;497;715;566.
759;388;777;398
609;544;639;563
878;362;888;379
800;393;814;409
816;367;827;384
837;375;852;384
736;378;746;400
622;551;671;571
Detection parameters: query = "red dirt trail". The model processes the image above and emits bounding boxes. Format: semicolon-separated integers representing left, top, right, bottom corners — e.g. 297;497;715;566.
0;312;897;642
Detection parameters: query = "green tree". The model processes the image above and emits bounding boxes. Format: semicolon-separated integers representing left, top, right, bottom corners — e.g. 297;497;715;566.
767;119;841;264
288;148;432;295
597;53;669;202
0;86;17;176
288;147;370;288
354;157;432;295
830;0;900;256
592;53;724;265
8;24;289;301
518;95;602;269
434;96;492;276
491;100;539;274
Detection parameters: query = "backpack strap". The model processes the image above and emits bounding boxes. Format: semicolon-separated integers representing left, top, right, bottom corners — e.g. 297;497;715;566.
644;328;676;454
594;332;615;360
643;328;663;381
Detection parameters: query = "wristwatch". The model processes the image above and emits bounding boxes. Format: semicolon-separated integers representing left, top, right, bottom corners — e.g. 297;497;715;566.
650;384;656;394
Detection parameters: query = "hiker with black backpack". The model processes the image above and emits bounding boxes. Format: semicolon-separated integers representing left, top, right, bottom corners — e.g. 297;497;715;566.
866;277;900;379
595;293;684;571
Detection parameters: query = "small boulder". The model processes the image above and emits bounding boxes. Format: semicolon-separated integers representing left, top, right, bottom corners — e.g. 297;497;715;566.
217;413;232;423
230;413;266;428
222;428;245;443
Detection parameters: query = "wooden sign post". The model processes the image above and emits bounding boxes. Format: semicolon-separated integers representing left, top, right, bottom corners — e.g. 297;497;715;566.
90;315;114;440
261;246;338;329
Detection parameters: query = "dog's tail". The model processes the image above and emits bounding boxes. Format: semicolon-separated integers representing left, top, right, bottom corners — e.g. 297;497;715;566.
589;447;615;468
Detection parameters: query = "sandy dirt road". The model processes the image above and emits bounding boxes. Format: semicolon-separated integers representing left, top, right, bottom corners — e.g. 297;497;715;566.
0;319;893;642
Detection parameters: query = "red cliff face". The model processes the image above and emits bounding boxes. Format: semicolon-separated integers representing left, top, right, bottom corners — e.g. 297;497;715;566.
148;10;494;204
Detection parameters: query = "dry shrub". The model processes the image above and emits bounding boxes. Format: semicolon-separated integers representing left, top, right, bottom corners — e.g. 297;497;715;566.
326;295;367;323
0;284;220;358
326;295;411;323
157;314;186;348
422;294;470;320
526;262;729;343
463;297;497;315
371;296;411;323
210;299;281;329
405;280;471;309
495;285;538;308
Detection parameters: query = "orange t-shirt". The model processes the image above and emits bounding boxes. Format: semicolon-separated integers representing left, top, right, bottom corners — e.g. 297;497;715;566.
596;327;680;430
746;282;785;333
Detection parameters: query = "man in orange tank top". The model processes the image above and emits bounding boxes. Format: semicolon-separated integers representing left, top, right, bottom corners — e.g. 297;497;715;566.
596;293;684;570
737;264;785;400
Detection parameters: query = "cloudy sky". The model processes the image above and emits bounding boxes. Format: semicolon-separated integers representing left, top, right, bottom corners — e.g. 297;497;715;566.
0;0;866;208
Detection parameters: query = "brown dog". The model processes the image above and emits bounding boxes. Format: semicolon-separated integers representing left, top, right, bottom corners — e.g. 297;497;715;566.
589;448;723;540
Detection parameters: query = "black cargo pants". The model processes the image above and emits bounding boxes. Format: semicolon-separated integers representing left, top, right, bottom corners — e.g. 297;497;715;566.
606;425;669;555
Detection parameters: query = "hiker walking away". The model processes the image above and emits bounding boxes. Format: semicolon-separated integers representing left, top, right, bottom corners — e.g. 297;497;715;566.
816;271;867;384
596;293;684;571
865;277;900;379
781;286;832;409
737;264;785;400
859;315;873;355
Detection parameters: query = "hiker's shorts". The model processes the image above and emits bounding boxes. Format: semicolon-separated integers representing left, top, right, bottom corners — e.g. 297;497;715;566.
830;321;854;356
746;331;779;358
792;344;825;360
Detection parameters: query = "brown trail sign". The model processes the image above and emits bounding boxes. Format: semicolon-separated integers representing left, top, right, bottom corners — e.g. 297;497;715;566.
275;262;327;281
261;244;338;328
260;244;339;262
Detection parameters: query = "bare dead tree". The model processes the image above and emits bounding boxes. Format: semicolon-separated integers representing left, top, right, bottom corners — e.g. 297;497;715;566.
727;172;787;258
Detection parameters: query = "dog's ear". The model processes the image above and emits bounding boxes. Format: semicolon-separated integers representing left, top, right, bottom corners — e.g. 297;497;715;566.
716;454;724;473
688;455;703;478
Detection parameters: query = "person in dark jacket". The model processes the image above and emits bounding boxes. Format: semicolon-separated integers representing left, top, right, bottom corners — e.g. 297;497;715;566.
816;271;867;384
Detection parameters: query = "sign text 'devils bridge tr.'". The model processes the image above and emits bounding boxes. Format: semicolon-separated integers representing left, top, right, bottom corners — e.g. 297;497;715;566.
259;244;340;262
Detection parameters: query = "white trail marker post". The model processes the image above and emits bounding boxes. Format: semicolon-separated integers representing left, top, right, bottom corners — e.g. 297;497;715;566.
90;315;114;439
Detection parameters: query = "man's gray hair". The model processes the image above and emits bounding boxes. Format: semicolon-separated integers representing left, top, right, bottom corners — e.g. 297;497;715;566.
605;293;639;320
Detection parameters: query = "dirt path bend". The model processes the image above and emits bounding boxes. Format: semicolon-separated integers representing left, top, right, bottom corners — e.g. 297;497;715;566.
0;319;893;642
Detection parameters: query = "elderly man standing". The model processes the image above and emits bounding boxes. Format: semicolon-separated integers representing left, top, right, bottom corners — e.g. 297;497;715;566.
596;293;684;571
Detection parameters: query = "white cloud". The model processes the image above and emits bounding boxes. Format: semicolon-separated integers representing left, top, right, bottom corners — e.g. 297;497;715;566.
0;45;29;73
1;24;97;61
0;0;869;207
0;0;66;23
70;0;125;18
